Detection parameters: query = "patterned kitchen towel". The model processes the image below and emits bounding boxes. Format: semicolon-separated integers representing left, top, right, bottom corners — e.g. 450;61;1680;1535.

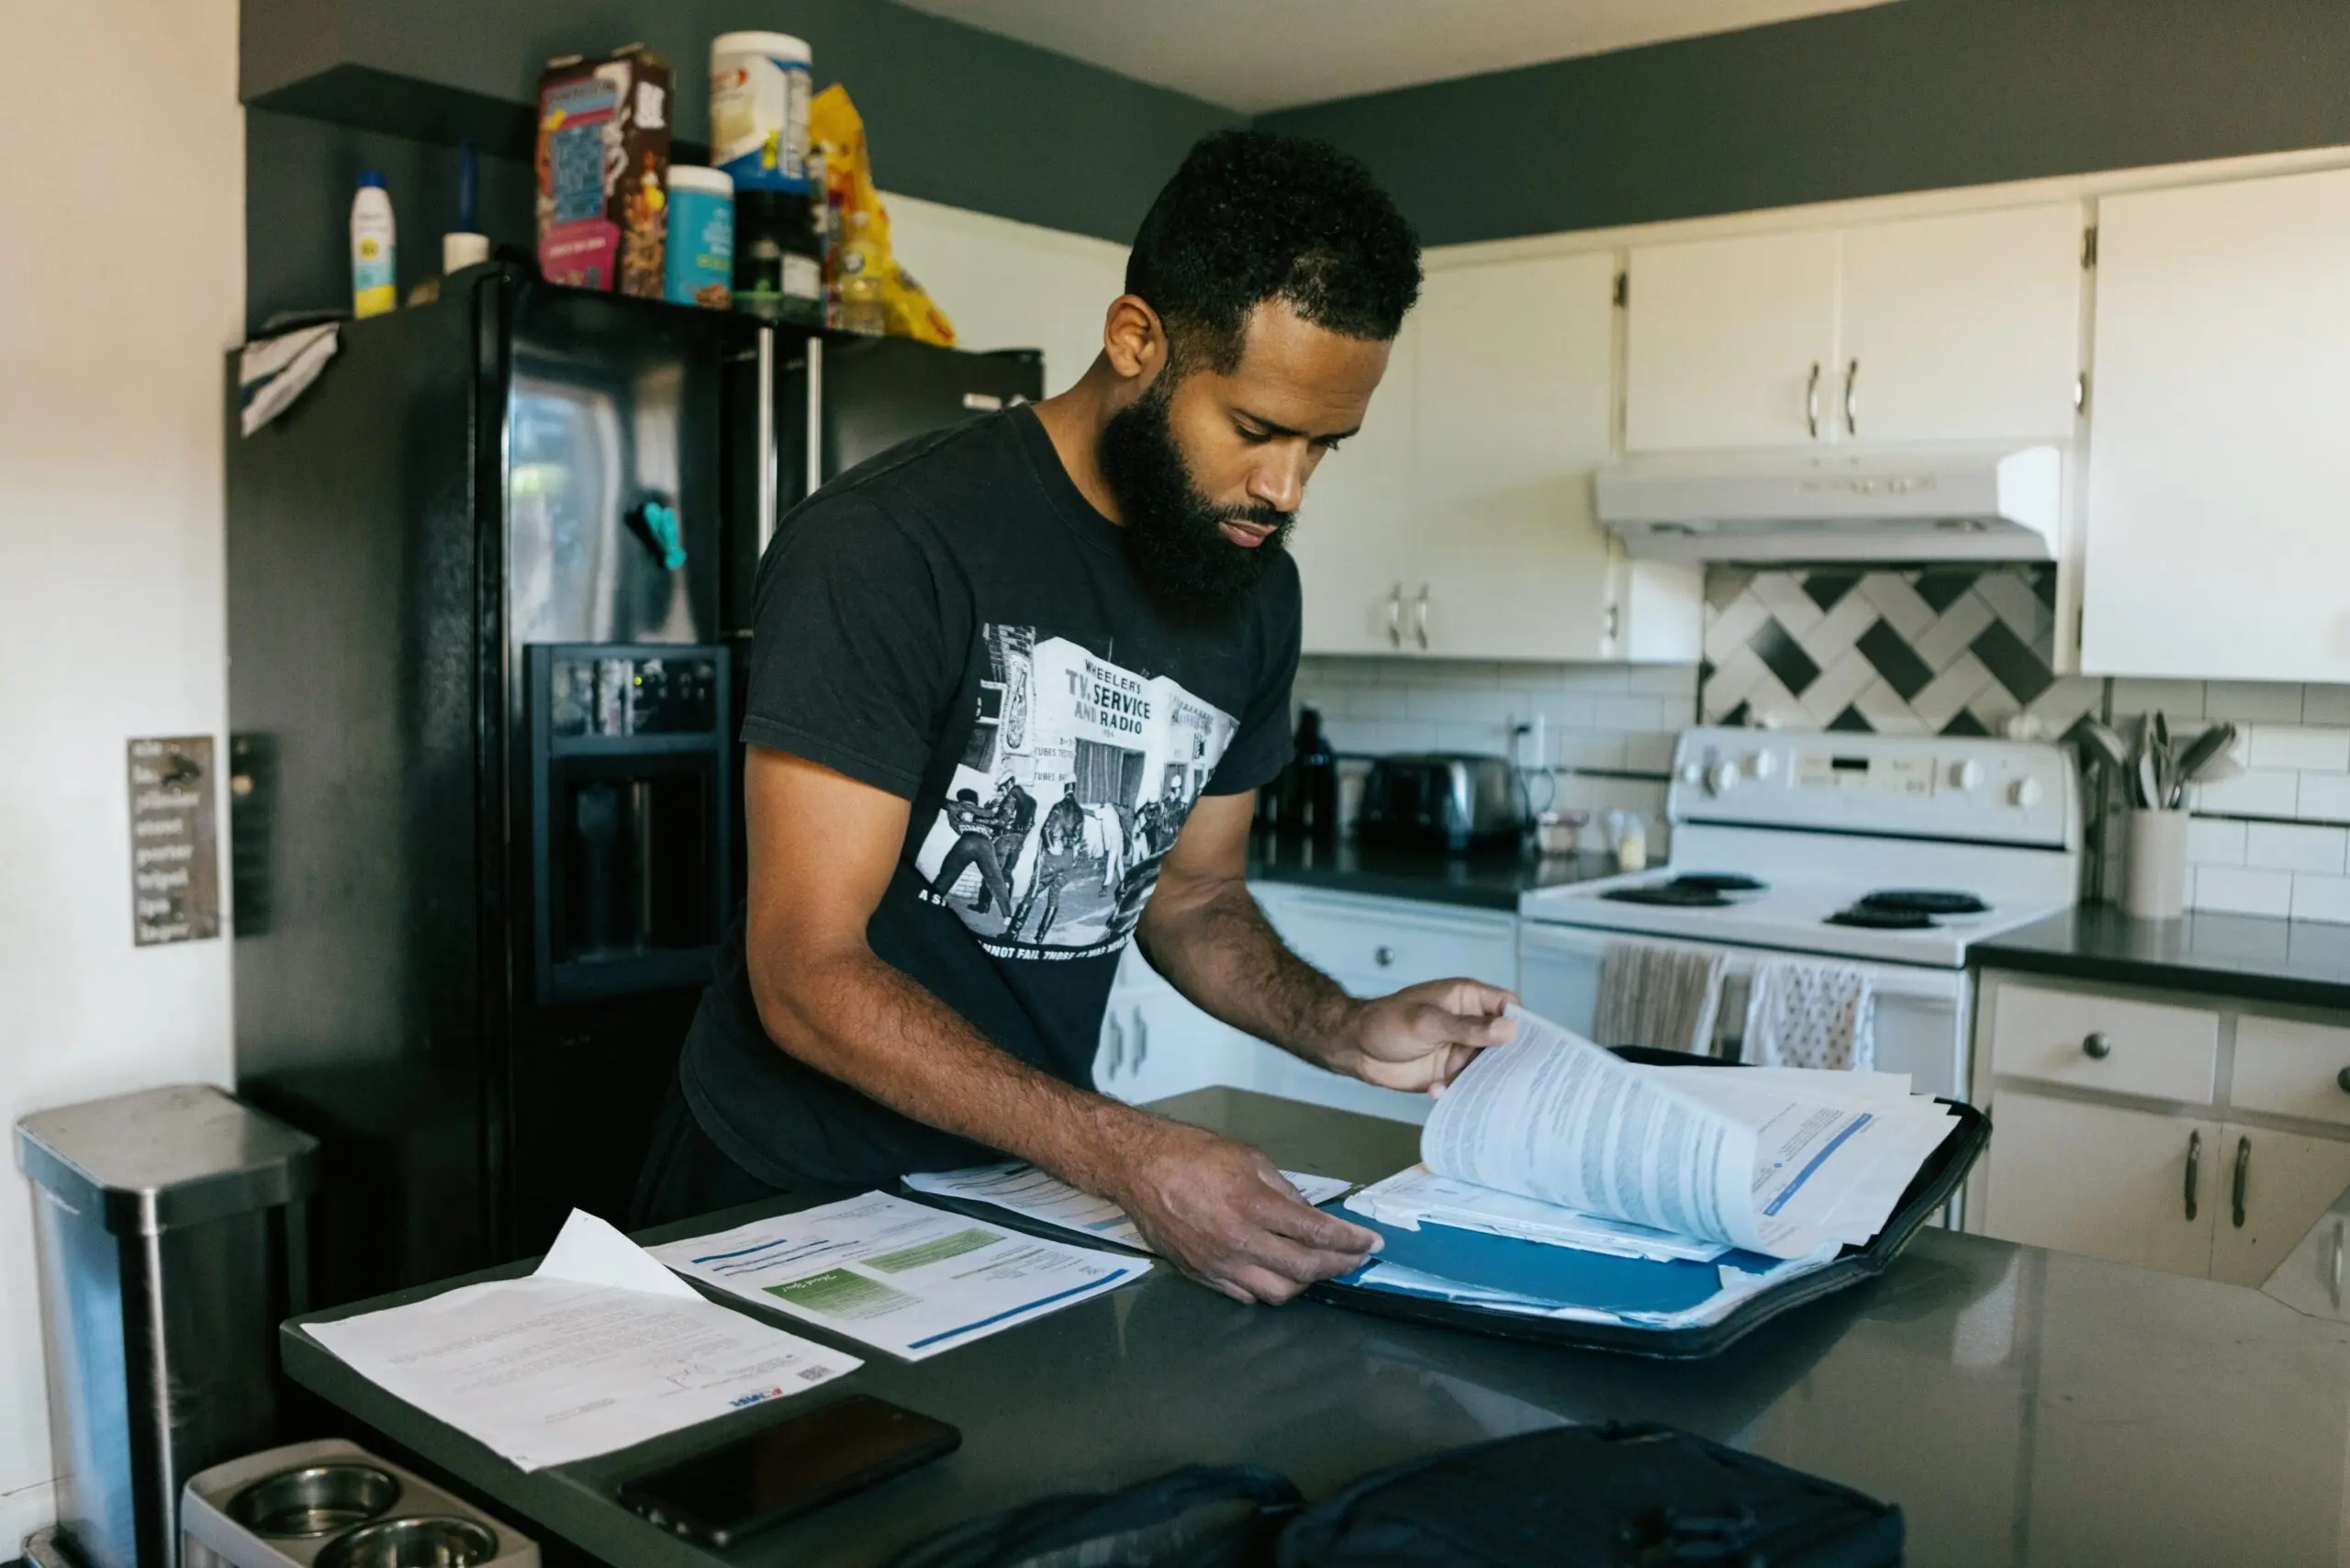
1743;959;1877;1071
1593;942;1727;1056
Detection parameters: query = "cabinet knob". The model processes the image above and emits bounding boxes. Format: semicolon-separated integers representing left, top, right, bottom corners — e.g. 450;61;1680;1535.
1374;946;1395;968
2082;1032;2111;1059
2335;1066;2350;1094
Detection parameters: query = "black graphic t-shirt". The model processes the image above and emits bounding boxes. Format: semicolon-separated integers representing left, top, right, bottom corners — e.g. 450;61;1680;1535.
680;406;1300;1190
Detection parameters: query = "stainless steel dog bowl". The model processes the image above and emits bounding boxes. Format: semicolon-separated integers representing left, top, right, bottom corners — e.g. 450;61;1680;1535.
228;1466;402;1538
313;1517;499;1568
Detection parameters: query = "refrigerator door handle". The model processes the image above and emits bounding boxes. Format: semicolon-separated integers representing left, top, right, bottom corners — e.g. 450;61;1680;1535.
804;335;825;499
755;326;779;558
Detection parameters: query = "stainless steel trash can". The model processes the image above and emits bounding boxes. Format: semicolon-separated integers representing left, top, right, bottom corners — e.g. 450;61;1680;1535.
17;1084;320;1568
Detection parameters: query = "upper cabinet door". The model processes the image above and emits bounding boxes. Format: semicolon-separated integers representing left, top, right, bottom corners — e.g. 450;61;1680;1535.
1293;318;1418;655
1626;230;1841;451
1836;204;2086;443
2082;168;2350;682
1410;251;1619;660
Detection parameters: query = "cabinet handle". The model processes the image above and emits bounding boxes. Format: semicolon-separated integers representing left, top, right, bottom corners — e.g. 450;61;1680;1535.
1374;946;1395;968
1843;358;1859;437
2331;1220;2344;1310
1806;362;1821;439
1605;604;1621;643
2232;1136;2250;1229
2184;1129;2200;1222
1133;1012;1148;1071
1413;585;1429;651
1385;585;1403;648
1106;1014;1125;1079
2082;1032;2111;1059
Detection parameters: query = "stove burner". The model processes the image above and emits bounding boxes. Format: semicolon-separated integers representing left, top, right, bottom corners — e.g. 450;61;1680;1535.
1859;890;1989;917
1604;883;1732;909
1672;873;1767;893
1828;905;1939;930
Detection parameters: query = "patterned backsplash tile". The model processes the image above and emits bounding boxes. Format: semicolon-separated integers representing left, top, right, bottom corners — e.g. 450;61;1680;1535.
1700;565;2100;739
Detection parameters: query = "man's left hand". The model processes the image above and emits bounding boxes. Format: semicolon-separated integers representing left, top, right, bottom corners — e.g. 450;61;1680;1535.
1326;979;1516;1096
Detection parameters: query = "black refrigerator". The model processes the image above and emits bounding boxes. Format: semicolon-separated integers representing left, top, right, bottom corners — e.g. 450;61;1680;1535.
227;264;1042;1305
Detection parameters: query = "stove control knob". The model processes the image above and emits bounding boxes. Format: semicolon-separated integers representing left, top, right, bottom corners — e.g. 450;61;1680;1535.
1751;751;1778;781
1953;760;1986;792
2009;777;2044;809
1707;760;1741;796
1679;761;1705;786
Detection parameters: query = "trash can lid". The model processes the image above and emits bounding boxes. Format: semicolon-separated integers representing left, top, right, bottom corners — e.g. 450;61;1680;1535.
16;1084;319;1236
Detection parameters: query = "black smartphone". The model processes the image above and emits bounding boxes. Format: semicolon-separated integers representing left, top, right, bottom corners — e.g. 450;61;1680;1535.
615;1395;961;1547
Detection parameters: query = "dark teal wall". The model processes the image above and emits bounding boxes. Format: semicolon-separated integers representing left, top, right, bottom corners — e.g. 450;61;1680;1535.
1259;0;2350;246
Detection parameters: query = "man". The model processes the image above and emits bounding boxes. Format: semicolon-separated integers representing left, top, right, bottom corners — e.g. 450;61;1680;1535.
634;130;1515;1305
929;787;1016;920
1013;783;1089;942
972;774;1035;916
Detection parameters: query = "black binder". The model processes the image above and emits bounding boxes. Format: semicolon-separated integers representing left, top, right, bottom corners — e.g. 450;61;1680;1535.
1301;1047;1989;1361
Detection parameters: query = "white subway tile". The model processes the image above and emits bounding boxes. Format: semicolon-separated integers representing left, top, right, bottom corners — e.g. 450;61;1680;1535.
1540;694;1600;731
2303;686;2350;726
1622;734;1678;773
2109;679;2204;720
1626;664;1701;699
2185;816;2247;867
2191;769;2301;818
2300;772;2350;823
1595;695;1670;731
1554;734;1628;770
2248;726;2350;773
2246;821;2349;874
2291;875;2350;925
2207;681;2305;722
2193;866;2294;918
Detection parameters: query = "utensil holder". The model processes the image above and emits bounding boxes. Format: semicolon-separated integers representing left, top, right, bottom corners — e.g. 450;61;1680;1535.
2123;809;2190;920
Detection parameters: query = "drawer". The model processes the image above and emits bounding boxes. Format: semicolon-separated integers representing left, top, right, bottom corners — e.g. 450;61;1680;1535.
1989;980;2219;1103
1262;892;1517;991
2233;1016;2350;1127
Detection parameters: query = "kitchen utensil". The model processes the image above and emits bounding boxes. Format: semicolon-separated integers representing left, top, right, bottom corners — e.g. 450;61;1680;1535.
2073;717;2132;773
2176;722;2241;799
2152;711;2175;806
2136;749;2159;812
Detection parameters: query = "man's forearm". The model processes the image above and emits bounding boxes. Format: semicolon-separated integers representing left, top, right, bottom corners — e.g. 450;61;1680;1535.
752;948;1147;1195
1135;880;1361;1070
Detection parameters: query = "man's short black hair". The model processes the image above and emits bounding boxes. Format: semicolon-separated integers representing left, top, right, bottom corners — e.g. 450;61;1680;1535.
1125;129;1421;375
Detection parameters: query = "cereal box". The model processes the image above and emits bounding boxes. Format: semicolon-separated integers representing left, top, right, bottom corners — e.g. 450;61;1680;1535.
535;45;672;296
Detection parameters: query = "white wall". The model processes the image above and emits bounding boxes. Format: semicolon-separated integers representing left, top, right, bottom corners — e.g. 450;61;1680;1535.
884;191;1129;397
0;0;243;1544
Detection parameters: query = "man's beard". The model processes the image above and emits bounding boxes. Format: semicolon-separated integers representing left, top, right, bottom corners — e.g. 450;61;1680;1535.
1098;376;1294;623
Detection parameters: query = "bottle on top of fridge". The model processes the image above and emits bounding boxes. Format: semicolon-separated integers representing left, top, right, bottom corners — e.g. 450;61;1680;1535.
836;207;886;334
351;172;397;319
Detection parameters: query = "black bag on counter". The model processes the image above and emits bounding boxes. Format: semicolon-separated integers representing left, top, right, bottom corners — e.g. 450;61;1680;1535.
887;1463;1302;1568
1275;1423;1902;1568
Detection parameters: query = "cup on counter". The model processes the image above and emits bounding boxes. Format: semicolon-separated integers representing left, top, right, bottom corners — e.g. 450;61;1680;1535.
1605;810;1650;873
2122;808;2188;919
1534;810;1587;859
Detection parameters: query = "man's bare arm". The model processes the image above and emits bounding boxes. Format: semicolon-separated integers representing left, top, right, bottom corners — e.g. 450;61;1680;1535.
1136;792;1515;1094
742;748;1379;1302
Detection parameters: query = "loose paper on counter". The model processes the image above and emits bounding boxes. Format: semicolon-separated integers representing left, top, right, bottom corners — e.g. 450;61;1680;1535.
904;1162;1351;1252
649;1193;1147;1361
306;1211;860;1472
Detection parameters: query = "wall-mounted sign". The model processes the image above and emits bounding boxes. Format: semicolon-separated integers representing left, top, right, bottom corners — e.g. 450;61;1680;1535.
128;735;220;945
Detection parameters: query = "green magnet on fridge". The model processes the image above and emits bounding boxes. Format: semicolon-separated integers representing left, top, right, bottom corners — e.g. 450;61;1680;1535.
631;500;688;570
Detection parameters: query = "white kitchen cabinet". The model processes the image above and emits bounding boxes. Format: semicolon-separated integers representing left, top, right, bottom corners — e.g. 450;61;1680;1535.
2203;1123;2350;1287
1408;251;1627;661
1093;946;1248;1106
2081;166;2350;682
1627;230;1842;451
1835;205;2085;443
883;191;1128;398
1980;1092;2221;1276
1625;205;2084;452
1292;250;1701;662
1291;319;1419;654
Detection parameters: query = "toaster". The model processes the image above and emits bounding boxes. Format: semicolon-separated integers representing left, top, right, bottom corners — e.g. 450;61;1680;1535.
1355;754;1530;853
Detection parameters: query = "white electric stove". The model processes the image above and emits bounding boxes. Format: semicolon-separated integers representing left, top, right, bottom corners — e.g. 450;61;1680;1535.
1516;726;2084;1103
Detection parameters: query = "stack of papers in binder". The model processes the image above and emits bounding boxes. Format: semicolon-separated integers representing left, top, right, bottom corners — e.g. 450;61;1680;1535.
1335;1008;1960;1331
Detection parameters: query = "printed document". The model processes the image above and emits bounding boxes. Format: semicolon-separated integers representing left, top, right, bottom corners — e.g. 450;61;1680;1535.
307;1211;859;1472
650;1193;1147;1361
1412;1008;1954;1260
904;1161;1350;1252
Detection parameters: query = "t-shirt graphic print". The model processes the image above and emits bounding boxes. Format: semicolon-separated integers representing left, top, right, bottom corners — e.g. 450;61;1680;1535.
913;622;1238;960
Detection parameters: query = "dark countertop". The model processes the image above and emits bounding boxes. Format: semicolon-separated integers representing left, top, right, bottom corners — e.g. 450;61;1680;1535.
1245;833;1617;911
1974;905;2350;1011
286;1089;2350;1568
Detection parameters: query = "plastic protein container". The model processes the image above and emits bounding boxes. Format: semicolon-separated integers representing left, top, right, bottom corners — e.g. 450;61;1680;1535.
710;32;812;194
664;165;735;308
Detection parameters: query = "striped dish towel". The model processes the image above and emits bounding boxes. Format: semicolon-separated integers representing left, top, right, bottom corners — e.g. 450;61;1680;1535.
1593;941;1727;1056
1743;959;1878;1071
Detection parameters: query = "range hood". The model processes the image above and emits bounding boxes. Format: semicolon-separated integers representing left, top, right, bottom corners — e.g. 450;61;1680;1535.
1595;443;2063;564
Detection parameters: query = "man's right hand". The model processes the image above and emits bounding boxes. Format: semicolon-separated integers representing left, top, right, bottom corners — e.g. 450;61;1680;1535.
1102;1117;1382;1305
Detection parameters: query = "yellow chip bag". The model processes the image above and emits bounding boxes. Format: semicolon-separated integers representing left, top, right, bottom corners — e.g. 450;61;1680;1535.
810;84;956;346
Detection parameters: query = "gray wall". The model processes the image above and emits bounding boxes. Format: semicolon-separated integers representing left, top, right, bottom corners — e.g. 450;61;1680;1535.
1259;0;2350;246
